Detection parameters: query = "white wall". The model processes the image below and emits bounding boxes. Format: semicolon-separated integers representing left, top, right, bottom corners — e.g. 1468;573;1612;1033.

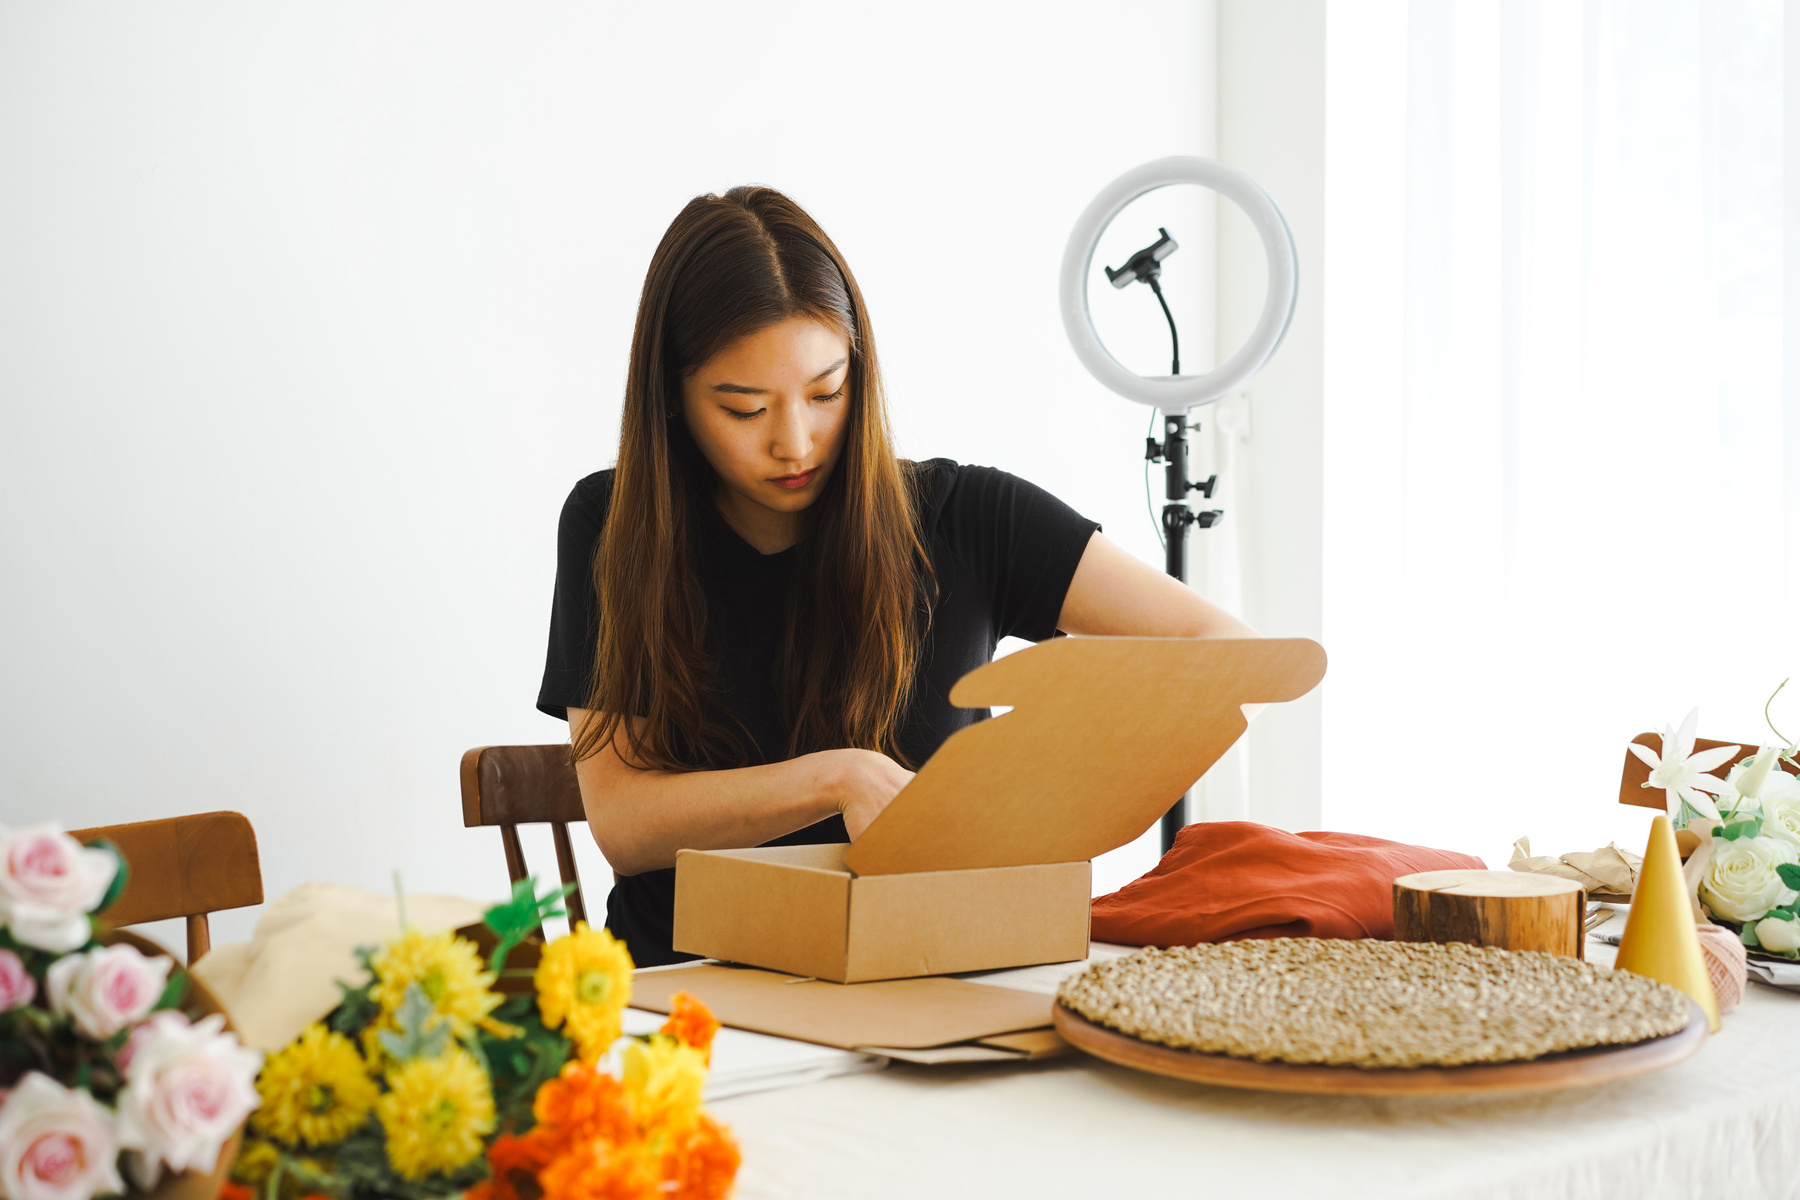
0;2;1224;942
1216;0;1328;832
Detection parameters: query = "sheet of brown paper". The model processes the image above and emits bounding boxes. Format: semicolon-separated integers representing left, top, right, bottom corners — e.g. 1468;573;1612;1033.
1508;836;1642;900
630;963;1053;1051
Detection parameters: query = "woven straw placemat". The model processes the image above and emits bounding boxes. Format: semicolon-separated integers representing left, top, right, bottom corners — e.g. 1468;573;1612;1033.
1057;939;1692;1068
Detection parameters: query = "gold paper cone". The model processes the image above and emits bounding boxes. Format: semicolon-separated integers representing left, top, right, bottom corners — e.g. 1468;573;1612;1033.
1615;816;1720;1032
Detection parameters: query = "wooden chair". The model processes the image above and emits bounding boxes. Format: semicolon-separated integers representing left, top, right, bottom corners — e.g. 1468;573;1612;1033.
69;811;263;965
1618;733;1761;810
460;745;591;929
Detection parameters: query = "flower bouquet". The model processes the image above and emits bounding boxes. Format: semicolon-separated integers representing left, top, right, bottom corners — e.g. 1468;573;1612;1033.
227;880;738;1200
0;824;262;1200
1631;693;1800;959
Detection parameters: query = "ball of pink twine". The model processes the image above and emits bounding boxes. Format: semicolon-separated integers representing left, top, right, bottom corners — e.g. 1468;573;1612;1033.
1695;923;1746;1012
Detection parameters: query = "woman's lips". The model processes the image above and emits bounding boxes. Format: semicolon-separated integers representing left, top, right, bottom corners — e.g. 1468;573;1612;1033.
770;468;818;491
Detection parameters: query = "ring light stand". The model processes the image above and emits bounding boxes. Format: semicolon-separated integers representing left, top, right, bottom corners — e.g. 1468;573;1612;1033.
1059;156;1298;853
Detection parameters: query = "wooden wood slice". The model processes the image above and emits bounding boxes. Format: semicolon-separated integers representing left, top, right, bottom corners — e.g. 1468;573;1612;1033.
1394;869;1587;959
1051;1000;1708;1096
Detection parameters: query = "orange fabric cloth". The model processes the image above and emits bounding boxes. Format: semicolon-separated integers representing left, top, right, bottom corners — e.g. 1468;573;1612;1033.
1091;821;1486;945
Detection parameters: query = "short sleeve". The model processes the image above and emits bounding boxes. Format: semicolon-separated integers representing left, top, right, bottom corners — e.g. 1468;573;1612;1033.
934;464;1100;642
536;473;613;721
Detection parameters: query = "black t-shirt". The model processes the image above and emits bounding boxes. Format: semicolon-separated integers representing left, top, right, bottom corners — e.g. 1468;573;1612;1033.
537;457;1099;966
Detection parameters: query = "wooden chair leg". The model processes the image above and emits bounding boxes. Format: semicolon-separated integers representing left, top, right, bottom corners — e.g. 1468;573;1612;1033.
551;822;587;928
500;825;529;884
185;913;211;965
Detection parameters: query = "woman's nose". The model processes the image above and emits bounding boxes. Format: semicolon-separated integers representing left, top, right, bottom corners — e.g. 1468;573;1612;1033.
768;400;813;462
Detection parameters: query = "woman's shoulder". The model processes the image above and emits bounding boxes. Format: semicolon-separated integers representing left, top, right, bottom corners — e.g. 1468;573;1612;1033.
906;457;1053;520
555;469;617;554
561;468;616;523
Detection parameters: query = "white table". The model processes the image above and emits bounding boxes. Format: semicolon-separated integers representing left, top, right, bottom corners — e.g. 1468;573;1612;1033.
709;938;1800;1200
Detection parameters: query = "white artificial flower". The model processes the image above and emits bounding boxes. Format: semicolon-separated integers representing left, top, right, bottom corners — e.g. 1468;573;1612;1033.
1712;752;1800;818
1760;794;1800;855
45;944;172;1040
1700;835;1800;923
1755;915;1800;954
0;1072;125;1200
115;1012;261;1189
1629;708;1739;822
0;827;116;954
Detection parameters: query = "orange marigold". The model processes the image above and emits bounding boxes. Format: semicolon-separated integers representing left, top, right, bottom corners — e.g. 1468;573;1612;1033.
532;1060;639;1159
218;1185;253;1200
470;1134;556;1200
538;1140;659;1200
659;993;721;1065
658;1113;741;1200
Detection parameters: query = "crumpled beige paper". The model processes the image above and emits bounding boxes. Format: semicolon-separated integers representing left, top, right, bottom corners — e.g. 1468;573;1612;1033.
191;882;485;1052
1508;837;1642;900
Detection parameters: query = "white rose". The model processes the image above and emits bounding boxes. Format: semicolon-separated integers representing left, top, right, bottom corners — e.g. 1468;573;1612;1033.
115;1012;261;1189
0;828;117;954
1755;915;1800;954
46;945;172;1041
0;1072;124;1200
1700;835;1800;923
1760;794;1800;855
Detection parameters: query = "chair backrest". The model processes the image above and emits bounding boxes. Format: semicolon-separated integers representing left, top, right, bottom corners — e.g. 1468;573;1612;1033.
69;810;263;965
460;745;591;930
1618;732;1760;809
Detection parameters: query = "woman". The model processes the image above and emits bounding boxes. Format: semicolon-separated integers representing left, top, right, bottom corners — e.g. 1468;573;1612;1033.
539;186;1255;966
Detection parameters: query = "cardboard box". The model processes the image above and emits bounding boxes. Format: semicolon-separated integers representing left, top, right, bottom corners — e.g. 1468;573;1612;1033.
673;636;1326;982
631;962;1068;1062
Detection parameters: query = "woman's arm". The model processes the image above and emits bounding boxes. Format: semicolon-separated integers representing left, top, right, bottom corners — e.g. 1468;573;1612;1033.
1056;532;1258;637
568;708;915;875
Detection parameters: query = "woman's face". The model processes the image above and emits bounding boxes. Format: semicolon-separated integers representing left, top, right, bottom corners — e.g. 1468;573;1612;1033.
680;315;852;539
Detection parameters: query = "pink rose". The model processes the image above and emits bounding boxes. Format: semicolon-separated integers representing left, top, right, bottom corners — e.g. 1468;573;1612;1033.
0;828;117;954
0;950;35;1013
46;945;171;1040
0;1072;124;1200
115;1012;260;1189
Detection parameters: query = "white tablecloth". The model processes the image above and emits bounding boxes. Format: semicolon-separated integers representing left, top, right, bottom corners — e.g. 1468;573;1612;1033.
709;939;1800;1200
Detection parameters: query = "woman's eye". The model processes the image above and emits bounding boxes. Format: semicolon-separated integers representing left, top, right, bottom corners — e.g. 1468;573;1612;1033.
813;388;845;404
725;407;764;421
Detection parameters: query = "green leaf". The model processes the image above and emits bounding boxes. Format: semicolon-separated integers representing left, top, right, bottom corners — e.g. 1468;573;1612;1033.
377;982;449;1062
88;841;131;918
328;979;379;1037
1778;863;1800;891
478;994;574;1134
482;877;576;977
1742;923;1762;947
1719;817;1764;841
152;968;187;1013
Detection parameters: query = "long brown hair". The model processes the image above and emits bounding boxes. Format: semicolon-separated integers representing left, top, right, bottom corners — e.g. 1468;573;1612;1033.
573;186;930;771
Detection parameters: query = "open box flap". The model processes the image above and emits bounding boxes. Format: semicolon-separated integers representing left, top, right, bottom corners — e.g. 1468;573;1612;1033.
842;636;1326;876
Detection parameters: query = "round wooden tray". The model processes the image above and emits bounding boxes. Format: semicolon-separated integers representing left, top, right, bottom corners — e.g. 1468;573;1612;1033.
1052;999;1709;1096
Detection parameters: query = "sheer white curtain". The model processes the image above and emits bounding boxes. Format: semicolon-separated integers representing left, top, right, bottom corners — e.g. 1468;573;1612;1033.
1322;0;1794;866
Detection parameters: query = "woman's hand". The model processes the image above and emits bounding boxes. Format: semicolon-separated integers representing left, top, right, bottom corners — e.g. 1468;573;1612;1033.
813;748;916;840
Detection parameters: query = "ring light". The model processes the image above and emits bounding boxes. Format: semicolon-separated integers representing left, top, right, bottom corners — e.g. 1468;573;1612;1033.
1059;155;1297;408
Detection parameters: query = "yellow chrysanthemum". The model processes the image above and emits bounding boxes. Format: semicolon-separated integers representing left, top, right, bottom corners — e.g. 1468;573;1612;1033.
621;1035;706;1149
376;1046;496;1181
368;928;503;1044
534;922;633;1061
251;1024;380;1148
229;1138;280;1186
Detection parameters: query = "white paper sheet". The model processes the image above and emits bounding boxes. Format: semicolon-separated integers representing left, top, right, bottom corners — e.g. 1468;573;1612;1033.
619;1006;886;1101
